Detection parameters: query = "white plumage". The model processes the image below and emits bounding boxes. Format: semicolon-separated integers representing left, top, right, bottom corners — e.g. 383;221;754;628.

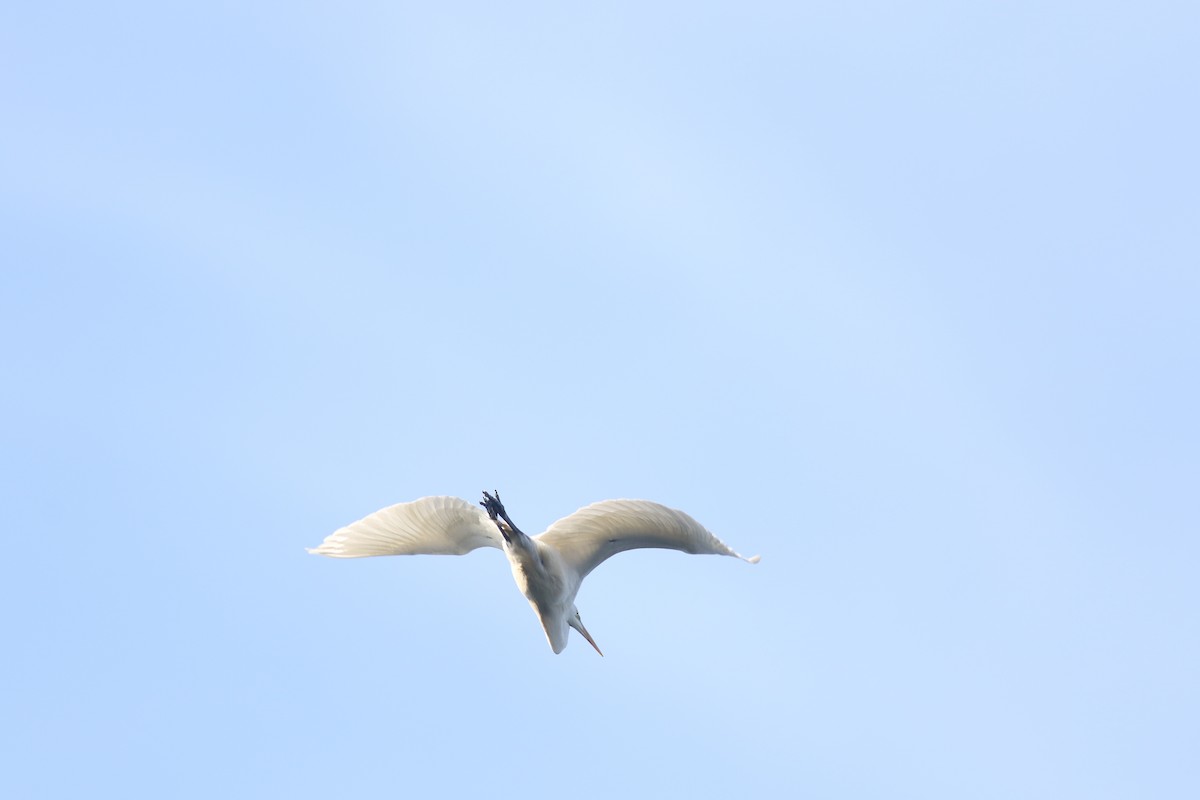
308;493;759;655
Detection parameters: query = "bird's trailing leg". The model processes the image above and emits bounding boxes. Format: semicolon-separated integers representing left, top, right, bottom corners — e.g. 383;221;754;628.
481;490;524;543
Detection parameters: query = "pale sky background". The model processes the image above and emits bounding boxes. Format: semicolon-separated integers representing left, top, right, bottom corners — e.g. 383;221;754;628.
2;2;1198;798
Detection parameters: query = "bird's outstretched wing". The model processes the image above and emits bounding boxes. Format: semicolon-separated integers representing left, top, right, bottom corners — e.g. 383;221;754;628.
535;499;759;581
307;495;502;558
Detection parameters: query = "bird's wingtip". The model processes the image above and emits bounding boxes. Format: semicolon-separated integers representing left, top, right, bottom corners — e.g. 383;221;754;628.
746;554;761;564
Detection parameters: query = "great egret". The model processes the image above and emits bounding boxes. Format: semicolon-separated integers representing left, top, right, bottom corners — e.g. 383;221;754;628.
307;491;760;655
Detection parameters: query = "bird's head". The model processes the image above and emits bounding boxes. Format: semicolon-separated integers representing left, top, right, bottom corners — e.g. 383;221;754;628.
568;607;603;657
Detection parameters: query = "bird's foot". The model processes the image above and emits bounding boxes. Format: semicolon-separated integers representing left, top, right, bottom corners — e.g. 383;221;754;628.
480;490;505;521
480;490;523;540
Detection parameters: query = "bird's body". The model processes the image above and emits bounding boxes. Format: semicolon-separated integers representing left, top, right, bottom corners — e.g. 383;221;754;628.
307;492;759;654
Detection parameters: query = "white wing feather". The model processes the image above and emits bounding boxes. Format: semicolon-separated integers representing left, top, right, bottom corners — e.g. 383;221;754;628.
307;495;502;558
535;499;759;581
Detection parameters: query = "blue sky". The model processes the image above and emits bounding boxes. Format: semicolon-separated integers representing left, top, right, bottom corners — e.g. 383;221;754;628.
2;2;1197;798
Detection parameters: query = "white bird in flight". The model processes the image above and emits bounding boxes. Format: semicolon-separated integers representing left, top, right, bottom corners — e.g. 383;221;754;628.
308;491;760;655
